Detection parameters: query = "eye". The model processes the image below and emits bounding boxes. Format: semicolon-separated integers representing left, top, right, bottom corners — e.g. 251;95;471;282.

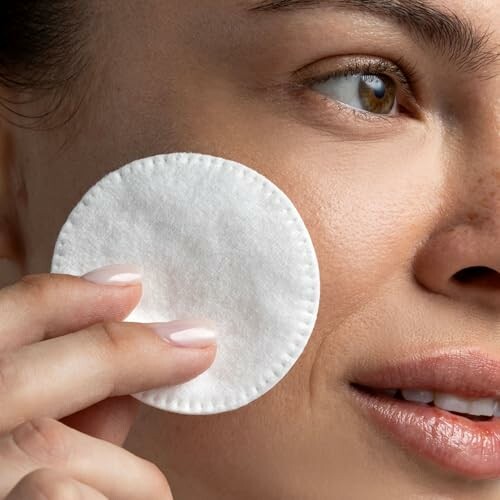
312;73;398;115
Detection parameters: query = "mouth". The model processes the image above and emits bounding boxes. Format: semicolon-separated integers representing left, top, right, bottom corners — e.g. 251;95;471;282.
349;349;500;480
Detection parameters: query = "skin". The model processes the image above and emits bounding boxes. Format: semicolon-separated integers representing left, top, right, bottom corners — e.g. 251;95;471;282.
0;0;499;498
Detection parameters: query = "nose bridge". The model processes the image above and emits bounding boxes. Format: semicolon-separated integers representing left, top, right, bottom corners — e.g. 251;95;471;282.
451;75;500;223
474;94;500;260
465;76;500;167
472;116;500;176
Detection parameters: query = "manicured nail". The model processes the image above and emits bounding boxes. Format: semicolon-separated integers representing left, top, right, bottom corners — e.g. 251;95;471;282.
148;320;217;348
81;264;142;286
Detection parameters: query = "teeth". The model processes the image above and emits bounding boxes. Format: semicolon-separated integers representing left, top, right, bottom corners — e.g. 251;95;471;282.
401;389;434;404
434;393;471;414
468;398;497;417
494;402;500;417
434;393;495;417
394;389;498;417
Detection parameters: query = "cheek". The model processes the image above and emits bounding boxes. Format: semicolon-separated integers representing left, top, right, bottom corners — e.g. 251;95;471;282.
161;108;445;374
119;112;445;494
251;132;446;392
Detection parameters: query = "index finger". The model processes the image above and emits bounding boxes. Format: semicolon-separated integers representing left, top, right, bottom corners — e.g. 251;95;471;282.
0;265;142;352
0;319;217;433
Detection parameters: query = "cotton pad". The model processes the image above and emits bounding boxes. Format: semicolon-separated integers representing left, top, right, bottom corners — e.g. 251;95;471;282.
51;152;320;415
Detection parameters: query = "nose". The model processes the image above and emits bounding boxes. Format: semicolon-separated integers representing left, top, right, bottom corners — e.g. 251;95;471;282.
413;219;500;311
413;104;500;311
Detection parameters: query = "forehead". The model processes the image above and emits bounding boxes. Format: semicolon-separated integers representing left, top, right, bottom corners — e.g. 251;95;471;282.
245;0;498;60
107;0;500;76
426;0;498;25
125;0;499;31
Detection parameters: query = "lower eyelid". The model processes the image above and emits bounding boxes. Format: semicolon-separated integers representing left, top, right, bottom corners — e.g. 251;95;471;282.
272;79;419;138
303;104;390;143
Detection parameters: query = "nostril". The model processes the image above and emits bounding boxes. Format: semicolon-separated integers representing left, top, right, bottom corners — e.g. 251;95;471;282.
454;266;491;283
453;266;500;288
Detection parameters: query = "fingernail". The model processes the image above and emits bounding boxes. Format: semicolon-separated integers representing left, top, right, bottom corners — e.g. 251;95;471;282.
148;320;217;348
81;264;142;286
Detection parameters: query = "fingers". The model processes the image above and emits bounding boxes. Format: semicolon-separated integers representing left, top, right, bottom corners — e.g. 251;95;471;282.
0;320;217;432
0;418;173;500
5;468;108;500
0;266;143;352
60;396;140;445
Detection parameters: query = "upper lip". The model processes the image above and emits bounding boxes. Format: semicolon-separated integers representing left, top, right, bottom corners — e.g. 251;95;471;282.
350;348;500;399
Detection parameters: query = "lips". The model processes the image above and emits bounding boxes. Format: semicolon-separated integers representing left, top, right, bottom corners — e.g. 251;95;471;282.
351;349;500;399
349;349;500;479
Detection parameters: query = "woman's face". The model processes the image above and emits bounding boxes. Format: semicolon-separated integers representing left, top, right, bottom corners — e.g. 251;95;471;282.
2;0;500;498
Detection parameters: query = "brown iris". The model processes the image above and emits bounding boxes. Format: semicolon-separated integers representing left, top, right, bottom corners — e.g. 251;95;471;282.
359;74;396;114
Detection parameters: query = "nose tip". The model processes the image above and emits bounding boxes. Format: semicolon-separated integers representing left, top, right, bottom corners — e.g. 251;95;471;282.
413;223;500;312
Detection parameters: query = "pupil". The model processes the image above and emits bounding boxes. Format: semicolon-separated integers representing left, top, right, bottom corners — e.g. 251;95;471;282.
374;85;385;99
362;75;386;99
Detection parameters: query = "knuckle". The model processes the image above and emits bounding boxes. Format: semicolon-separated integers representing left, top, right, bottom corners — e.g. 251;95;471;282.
17;274;75;312
84;321;132;397
16;274;60;318
16;468;83;500
10;418;71;465
97;321;126;353
18;274;52;302
94;321;139;360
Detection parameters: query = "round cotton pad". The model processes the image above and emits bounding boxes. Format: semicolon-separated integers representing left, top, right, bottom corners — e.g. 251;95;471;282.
51;153;320;415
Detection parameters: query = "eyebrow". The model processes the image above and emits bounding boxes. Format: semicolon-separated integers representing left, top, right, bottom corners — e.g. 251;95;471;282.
249;0;499;75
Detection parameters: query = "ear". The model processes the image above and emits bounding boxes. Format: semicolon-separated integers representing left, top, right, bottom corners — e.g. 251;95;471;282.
0;125;24;287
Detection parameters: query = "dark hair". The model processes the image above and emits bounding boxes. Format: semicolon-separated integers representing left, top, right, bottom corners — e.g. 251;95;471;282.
0;1;89;127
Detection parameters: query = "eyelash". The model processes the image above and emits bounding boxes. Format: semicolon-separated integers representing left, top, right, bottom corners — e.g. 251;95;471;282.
295;56;422;123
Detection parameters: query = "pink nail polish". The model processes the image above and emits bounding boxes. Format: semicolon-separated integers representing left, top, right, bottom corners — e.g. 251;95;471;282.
148;320;217;348
81;264;142;286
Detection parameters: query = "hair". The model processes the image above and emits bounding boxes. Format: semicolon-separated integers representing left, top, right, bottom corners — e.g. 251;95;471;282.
0;1;89;127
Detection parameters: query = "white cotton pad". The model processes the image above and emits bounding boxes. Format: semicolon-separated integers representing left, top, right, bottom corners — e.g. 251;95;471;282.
51;153;320;415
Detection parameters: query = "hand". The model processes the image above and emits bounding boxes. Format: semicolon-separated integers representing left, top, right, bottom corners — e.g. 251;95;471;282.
0;265;217;499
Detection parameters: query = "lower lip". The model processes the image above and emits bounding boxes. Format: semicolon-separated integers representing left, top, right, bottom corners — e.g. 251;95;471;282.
350;386;500;480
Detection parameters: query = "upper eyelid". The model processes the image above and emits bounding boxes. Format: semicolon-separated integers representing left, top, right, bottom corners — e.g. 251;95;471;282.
293;55;422;100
